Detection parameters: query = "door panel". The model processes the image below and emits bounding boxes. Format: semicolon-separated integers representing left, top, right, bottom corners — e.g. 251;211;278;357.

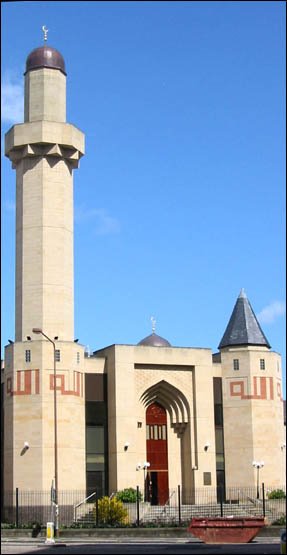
146;402;169;505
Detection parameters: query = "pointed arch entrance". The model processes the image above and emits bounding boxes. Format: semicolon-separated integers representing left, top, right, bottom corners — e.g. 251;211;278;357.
141;380;193;504
146;402;168;505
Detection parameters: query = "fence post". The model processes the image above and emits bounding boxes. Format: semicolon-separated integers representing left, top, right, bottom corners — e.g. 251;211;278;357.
95;491;99;526
178;485;181;525
15;488;19;528
262;483;265;517
219;485;223;517
136;486;140;527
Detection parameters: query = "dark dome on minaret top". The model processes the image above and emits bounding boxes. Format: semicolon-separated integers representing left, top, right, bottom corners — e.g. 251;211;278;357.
25;46;66;75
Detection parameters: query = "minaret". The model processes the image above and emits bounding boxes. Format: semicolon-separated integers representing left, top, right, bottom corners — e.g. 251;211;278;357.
5;43;84;341
218;289;285;489
3;39;86;494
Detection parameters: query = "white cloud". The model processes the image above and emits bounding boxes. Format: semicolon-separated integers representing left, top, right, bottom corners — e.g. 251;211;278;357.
257;301;286;324
75;206;121;235
1;72;24;124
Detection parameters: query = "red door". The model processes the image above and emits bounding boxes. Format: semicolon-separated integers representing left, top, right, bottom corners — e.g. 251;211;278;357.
146;402;169;505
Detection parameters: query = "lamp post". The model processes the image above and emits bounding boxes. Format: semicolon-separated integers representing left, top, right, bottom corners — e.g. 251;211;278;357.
136;462;150;501
252;461;264;499
281;443;286;487
143;462;150;502
32;328;58;537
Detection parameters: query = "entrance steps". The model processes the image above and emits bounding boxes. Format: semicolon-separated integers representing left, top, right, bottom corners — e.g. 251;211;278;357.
74;500;276;526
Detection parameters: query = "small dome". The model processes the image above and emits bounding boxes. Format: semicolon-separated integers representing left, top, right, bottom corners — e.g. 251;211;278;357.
137;333;171;347
25;46;66;75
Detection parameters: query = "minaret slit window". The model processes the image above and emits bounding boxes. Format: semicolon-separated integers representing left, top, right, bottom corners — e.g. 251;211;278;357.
55;350;61;362
233;359;239;371
77;352;80;364
25;350;31;363
260;359;265;370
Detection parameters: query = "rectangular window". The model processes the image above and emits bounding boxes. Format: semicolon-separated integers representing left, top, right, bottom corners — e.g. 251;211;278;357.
233;359;239;371
162;425;166;440
85;374;107;403
203;472;212;486
86;426;105;454
215;428;224;452
25;350;31;363
146;425;150;440
77;352;80;364
260;359;265;370
214;404;223;427
153;425;158;440
55;350;61;362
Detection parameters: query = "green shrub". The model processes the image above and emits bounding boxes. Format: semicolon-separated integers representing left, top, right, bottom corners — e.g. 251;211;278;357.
94;496;128;525
267;489;286;499
116;488;143;503
272;515;286;525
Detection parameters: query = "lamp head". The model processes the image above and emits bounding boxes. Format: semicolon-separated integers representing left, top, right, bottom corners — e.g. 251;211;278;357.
32;328;42;334
143;462;150;469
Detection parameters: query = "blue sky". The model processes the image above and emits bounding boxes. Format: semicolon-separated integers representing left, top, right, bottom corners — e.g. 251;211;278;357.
1;2;286;395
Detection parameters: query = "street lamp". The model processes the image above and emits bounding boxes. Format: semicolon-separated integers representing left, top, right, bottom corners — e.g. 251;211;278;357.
252;461;264;499
136;461;150;501
143;462;150;501
281;444;286;487
32;328;59;537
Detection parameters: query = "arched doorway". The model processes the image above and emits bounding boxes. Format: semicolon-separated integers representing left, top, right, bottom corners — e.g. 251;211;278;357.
146;402;169;505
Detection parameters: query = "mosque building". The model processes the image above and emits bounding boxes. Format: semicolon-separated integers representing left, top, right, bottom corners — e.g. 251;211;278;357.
2;41;285;511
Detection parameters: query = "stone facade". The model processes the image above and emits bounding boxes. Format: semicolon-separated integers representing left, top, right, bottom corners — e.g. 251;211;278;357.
1;44;285;506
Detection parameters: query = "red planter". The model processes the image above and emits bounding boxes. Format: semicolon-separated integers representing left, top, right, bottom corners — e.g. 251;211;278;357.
187;517;266;544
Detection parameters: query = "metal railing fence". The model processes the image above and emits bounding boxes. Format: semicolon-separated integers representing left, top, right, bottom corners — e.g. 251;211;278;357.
1;484;285;528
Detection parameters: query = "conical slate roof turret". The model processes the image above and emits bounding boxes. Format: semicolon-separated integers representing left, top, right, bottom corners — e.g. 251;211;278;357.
218;289;271;349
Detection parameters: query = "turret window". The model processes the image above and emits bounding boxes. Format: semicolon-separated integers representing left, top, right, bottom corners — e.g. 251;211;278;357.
25;350;31;363
260;359;265;370
233;359;239;371
55;350;61;362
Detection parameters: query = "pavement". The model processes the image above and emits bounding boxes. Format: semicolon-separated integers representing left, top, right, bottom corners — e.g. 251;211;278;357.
1;526;282;544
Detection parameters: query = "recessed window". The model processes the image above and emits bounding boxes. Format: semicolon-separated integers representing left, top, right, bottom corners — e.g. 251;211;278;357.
25;350;31;363
77;352;80;364
55;350;61;362
233;359;239;371
137;422;142;428
203;472;212;486
260;359;265;370
146;424;167;441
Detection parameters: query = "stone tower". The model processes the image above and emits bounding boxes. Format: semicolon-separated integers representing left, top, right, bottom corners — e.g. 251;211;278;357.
4;45;86;492
218;289;285;488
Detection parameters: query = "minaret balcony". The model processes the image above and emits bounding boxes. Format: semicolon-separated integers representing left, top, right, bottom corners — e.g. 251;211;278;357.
5;121;85;169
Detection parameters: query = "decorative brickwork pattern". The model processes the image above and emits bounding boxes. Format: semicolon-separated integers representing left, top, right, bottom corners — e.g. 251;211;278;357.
228;376;281;400
6;369;40;396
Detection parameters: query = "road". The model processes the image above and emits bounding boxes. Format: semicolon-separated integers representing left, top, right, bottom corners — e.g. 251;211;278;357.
0;538;280;555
